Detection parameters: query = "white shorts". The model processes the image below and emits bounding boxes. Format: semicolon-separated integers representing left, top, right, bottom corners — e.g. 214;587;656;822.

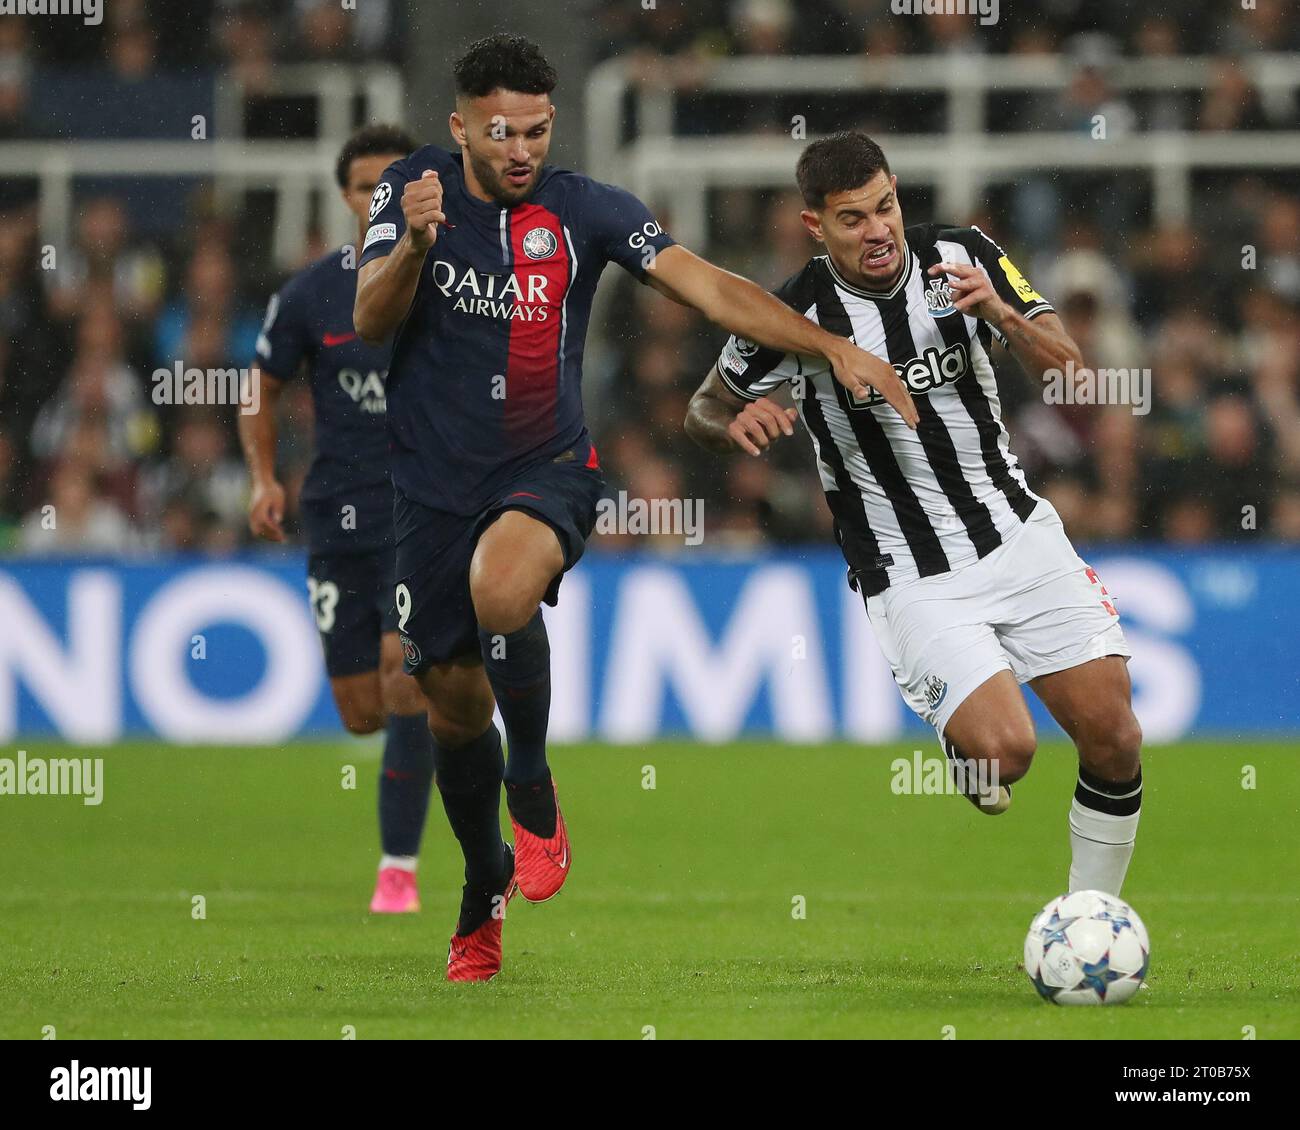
863;504;1130;739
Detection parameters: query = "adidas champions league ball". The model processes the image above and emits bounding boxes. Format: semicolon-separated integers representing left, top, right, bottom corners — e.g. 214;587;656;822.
1024;890;1150;1005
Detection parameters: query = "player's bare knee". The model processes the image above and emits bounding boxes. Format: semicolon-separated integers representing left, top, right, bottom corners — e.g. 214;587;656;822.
949;720;1030;783
470;571;542;636
331;677;385;735
987;729;1036;784
426;700;493;748
425;712;472;747
339;703;384;736
1077;708;1143;779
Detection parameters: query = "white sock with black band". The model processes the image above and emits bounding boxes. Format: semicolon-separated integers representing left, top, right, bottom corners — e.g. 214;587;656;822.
1068;764;1142;896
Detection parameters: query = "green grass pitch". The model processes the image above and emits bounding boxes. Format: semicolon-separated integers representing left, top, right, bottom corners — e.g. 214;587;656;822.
1;739;1296;1039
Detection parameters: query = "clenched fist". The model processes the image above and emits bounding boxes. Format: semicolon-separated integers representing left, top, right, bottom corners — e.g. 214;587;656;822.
403;170;447;252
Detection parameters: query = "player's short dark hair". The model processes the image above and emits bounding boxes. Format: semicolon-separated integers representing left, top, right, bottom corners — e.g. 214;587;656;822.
335;124;416;189
454;34;557;100
796;131;892;210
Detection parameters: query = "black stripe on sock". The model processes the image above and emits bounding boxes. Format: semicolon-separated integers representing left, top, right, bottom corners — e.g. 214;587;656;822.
1074;765;1143;816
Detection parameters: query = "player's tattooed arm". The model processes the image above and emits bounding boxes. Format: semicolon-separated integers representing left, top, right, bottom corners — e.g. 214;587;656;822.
995;311;1084;379
928;262;1083;380
647;246;918;429
237;368;287;542
354;171;445;342
684;368;797;457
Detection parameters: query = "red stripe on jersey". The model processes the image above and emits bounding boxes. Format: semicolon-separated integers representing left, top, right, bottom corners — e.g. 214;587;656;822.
505;205;570;448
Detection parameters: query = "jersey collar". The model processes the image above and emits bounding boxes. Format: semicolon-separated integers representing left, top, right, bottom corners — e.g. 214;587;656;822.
822;242;913;300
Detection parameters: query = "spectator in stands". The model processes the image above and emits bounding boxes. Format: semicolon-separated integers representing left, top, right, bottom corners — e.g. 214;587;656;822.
750;190;818;286
1218;0;1299;55
730;0;794;56
1131;16;1193;131
1198;58;1270;132
0;19;33;140
1129;223;1223;328
1272;482;1300;540
137;408;248;552
1194;381;1275;539
0;205;60;496
214;0;278;93
293;0;357;62
3;0;1300;558
292;0;397;61
1161;493;1217;543
30;301;158;490
1237;289;1300;475
106;9;158;84
1257;192;1300;302
45;196;166;324
1037;472;1094;541
153;241;260;372
921;9;988;57
18;462;136;555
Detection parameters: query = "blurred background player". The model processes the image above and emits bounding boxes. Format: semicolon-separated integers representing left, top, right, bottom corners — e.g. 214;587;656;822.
237;123;434;915
354;35;914;981
687;132;1144;898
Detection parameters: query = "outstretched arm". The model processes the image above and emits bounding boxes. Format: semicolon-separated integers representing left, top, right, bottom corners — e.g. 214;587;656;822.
647;245;918;429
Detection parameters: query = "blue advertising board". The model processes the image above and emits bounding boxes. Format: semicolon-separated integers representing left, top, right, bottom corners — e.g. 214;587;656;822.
0;547;1296;743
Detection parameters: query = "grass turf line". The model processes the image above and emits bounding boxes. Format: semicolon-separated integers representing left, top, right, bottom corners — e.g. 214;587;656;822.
0;740;1296;1039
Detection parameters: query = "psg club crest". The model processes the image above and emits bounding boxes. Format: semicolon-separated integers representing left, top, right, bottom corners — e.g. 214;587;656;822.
400;632;421;668
369;182;393;222
925;278;957;317
522;227;558;260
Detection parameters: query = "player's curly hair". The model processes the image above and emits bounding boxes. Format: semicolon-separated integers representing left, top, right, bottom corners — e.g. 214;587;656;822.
796;131;892;210
454;34;558;99
335;124;416;188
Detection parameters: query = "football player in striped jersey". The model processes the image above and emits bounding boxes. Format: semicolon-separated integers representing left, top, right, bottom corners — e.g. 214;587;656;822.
687;131;1144;899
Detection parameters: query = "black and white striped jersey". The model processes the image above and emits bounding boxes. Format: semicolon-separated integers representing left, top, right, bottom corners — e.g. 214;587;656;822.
714;224;1054;597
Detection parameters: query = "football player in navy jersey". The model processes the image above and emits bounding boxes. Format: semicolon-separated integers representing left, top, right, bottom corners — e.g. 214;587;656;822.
238;125;439;916
355;35;918;981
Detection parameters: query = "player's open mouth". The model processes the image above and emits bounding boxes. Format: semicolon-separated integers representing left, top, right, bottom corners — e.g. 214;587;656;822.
864;240;896;269
506;167;532;186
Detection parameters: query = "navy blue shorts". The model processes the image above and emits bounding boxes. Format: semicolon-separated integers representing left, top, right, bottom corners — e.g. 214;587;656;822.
393;453;605;674
306;547;398;678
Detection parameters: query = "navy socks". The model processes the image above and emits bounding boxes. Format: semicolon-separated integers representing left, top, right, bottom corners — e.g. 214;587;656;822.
378;712;435;859
432;722;507;889
479;612;557;836
479;611;552;788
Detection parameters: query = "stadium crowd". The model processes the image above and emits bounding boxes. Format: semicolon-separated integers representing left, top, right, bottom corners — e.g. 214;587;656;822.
1;0;1299;553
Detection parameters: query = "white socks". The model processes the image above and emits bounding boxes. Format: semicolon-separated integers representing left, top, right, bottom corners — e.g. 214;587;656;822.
1068;766;1142;896
379;854;418;873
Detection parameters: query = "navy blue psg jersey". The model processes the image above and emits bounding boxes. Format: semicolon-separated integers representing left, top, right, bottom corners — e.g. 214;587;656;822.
359;145;676;516
255;248;393;555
